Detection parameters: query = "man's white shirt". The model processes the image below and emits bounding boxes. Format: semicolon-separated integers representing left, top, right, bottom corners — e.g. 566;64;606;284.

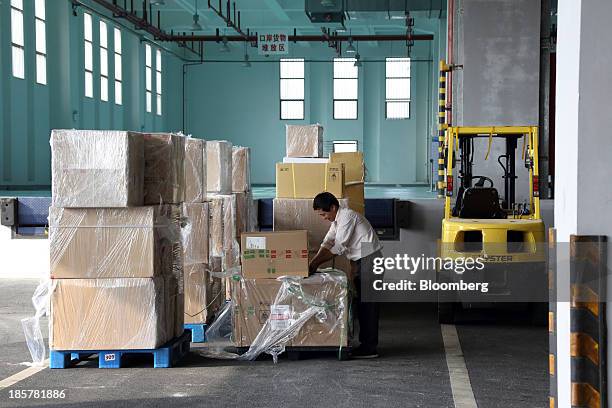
321;206;383;261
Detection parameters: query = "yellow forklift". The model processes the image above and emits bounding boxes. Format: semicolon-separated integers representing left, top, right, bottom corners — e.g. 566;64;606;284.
438;126;546;323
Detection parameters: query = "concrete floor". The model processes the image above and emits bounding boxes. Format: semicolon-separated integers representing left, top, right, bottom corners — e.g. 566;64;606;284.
0;280;547;408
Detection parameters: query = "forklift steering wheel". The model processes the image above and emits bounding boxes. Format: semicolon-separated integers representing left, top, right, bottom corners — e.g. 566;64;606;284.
474;176;494;188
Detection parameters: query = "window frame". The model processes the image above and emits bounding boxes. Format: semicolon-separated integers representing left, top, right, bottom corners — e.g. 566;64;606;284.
333;58;358;120
333;140;359;153
99;20;109;102
279;58;305;120
114;27;122;105
83;12;94;98
385;57;411;120
155;49;162;116
10;0;25;80
145;44;152;113
34;0;46;85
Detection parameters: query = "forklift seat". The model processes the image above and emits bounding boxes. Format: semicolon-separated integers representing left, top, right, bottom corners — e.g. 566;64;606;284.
456;187;505;219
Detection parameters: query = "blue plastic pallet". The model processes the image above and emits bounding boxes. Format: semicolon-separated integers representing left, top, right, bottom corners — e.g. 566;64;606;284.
49;331;191;369
184;324;207;343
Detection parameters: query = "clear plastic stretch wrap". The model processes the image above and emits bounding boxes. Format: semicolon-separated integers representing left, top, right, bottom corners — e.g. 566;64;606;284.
272;198;348;251
234;191;256;237
49;206;182;279
208;194;240;275
206;140;233;194
50;130;145;208
143;133;185;204
49;277;176;350
184;137;205;203
285;124;324;158
181;203;209;265
232;146;251;192
229;271;349;363
184;264;224;324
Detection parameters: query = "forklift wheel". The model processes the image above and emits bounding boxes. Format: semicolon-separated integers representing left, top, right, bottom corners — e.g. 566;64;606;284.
438;302;456;324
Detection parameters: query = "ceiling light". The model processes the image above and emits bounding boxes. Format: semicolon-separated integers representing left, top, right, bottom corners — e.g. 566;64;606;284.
346;38;356;54
191;13;203;31
150;0;165;5
354;54;362;67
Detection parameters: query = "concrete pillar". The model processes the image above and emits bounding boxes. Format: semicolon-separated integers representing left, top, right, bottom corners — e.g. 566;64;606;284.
555;0;612;405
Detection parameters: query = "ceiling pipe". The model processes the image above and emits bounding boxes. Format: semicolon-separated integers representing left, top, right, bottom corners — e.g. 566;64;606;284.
208;0;248;38
164;34;434;42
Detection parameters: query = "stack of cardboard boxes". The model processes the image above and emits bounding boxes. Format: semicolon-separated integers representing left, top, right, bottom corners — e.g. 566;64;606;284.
233;230;348;349
274;124;366;272
48;130;186;350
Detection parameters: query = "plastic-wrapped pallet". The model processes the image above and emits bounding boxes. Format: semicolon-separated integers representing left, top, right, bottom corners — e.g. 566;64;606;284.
181;203;209;265
230;271;349;362
285;124;323;158
206;140;232;194
50;130;144;208
272;198;349;251
184;138;206;203
232;146;251;192
143;133;185;204
49;205;182;279
49;277;173;350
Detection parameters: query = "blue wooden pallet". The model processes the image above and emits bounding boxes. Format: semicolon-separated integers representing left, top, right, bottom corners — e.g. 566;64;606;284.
49;331;191;369
184;323;207;343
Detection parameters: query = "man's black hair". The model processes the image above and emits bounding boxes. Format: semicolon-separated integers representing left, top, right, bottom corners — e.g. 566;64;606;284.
313;192;340;212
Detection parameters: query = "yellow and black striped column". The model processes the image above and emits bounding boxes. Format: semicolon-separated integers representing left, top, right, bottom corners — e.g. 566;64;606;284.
549;228;557;408
570;235;607;408
437;60;450;198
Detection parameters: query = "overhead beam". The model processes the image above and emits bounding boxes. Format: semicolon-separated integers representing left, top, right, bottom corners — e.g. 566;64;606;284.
164;33;434;42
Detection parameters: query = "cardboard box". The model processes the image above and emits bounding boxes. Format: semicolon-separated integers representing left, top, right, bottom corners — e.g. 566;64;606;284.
286;124;323;158
143;133;185;204
182;203;209;265
207;141;232;194
241;231;309;279
232;278;283;347
184;264;211;324
273;198;349;251
208;194;238;270
184;138;205;203
275;163;344;199
50;130;144;207
234;191;254;238
232;274;348;348
50;277;170;350
330;152;365;214
49;206;181;279
232;146;251;192
314;252;352;277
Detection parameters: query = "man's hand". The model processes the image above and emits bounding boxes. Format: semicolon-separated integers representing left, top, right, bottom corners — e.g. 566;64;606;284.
308;262;318;276
308;247;334;277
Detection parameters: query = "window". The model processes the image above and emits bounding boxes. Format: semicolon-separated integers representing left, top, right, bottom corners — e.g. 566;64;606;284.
385;58;411;119
145;44;152;113
99;21;108;101
35;0;46;84
333;141;358;153
10;0;25;79
279;58;304;120
114;28;122;105
84;12;93;98
333;58;358;120
155;49;162;116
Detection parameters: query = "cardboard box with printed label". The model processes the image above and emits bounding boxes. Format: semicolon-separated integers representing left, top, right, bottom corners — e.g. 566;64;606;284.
49;206;181;279
273;198;349;251
285;124;324;158
50;130;145;208
241;231;309;279
275;163;344;199
143;133;185;204
50;277;170;350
